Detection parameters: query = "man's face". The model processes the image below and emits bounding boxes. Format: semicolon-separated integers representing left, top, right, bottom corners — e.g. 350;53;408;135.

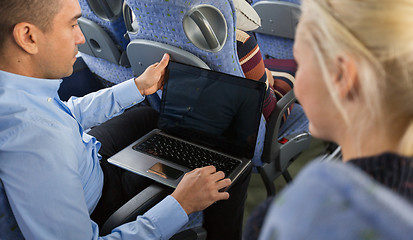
36;0;85;79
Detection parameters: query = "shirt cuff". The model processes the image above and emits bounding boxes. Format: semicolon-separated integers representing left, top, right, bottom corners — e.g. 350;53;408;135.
112;78;145;108
144;195;189;239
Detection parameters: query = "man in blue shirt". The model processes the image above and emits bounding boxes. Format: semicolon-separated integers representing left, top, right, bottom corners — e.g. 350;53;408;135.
0;0;232;239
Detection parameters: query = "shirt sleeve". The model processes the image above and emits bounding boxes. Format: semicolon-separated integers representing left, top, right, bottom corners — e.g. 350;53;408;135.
106;196;189;240
65;79;145;130
0;117;188;240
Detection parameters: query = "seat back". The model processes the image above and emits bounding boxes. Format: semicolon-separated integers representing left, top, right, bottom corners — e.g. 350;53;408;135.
251;0;301;59
124;0;268;163
124;0;244;77
78;0;134;86
242;0;311;196
123;0;246;111
122;0;252;231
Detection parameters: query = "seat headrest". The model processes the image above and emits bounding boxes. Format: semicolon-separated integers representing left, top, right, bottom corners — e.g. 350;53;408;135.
182;5;228;52
123;0;244;76
86;0;123;21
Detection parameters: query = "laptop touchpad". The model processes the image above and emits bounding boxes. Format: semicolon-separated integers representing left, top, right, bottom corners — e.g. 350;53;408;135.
147;162;184;180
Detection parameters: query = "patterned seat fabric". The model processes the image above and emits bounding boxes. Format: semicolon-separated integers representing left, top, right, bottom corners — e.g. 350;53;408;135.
124;0;255;229
252;0;300;60
125;0;244;77
124;0;267;164
254;31;295;59
278;104;308;139
78;0;134;86
247;0;309;169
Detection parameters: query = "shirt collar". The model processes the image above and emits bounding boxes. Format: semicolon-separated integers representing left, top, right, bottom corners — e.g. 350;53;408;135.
0;69;63;97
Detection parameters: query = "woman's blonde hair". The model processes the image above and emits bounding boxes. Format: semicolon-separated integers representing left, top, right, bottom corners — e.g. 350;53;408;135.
299;0;413;156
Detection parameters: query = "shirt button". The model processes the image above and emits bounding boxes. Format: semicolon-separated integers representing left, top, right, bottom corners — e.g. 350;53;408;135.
47;98;52;102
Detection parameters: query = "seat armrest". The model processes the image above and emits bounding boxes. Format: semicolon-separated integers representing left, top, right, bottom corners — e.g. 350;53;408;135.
127;39;209;76
262;90;296;164
259;90;311;196
278;132;311;170
78;17;122;65
101;182;173;235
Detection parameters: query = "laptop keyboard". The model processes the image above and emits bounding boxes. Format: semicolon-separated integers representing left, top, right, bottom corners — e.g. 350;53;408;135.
132;134;241;177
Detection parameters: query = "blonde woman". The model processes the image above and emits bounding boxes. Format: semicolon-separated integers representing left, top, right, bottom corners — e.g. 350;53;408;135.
244;0;413;239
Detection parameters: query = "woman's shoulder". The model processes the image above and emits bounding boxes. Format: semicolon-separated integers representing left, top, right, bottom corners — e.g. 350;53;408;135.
259;158;413;239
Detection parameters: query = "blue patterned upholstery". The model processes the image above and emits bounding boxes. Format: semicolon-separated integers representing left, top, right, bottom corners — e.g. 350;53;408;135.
124;0;267;165
278;104;308;139
251;104;308;167
80;53;134;85
252;0;300;59
255;33;295;59
77;0;206;234
124;0;250;229
78;0;134;85
248;0;309;171
125;0;244;77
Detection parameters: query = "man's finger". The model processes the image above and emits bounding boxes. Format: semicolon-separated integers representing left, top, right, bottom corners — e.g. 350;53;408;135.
201;165;217;174
215;191;230;201
210;170;226;182
216;178;231;190
156;53;170;69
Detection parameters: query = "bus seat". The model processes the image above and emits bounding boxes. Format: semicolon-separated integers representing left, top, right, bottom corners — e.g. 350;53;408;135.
124;0;243;77
122;0;310;196
242;0;311;196
257;90;311;197
119;0;248;235
122;0;246;111
59;57;106;101
122;0;268;151
77;0;134;86
251;0;300;60
77;1;204;238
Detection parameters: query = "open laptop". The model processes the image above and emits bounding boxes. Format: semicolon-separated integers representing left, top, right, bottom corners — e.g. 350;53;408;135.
108;61;266;189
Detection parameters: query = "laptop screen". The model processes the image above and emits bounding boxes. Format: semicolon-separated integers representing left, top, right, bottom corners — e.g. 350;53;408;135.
158;61;266;159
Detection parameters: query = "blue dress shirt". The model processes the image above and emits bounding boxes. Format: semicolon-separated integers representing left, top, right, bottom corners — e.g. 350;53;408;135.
0;70;188;239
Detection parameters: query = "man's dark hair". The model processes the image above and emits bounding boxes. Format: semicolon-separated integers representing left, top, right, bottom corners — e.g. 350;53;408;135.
0;0;62;52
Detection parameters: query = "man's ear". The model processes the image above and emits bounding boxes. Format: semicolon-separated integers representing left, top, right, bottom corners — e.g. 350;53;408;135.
12;22;41;55
333;56;359;100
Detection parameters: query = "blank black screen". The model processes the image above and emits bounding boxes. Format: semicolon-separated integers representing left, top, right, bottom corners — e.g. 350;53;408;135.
159;61;265;159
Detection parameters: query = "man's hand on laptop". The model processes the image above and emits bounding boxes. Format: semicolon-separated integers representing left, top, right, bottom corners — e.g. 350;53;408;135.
134;53;170;96
171;166;231;215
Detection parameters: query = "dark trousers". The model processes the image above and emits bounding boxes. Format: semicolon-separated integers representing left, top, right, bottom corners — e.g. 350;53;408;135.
204;164;252;240
89;105;251;239
89;105;158;227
